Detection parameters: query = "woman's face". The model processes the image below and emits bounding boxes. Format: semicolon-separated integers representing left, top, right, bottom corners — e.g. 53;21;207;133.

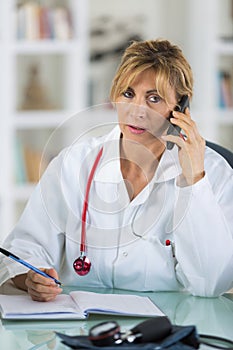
115;69;177;148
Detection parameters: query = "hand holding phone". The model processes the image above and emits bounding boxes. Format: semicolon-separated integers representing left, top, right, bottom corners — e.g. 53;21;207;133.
166;95;190;150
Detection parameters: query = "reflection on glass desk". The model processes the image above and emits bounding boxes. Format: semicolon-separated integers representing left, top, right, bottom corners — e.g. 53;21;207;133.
0;282;233;350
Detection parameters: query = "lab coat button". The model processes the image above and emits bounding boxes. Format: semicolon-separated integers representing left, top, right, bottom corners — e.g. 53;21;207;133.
122;251;128;257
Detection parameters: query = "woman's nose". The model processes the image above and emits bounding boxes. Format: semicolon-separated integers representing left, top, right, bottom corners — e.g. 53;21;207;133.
129;102;147;119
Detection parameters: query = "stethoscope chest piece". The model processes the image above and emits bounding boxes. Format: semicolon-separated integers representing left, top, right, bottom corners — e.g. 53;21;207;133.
73;254;91;276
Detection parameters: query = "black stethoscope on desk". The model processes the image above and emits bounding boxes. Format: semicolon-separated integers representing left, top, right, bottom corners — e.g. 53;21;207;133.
73;147;103;276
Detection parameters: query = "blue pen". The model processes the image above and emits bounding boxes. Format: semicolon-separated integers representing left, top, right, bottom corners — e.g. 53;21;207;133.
0;247;62;286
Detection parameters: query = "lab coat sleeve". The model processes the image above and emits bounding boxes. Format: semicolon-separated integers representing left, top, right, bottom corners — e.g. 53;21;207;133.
0;150;70;285
173;155;233;297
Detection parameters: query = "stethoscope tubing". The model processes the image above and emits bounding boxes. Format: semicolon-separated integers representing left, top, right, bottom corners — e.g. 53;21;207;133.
80;147;103;253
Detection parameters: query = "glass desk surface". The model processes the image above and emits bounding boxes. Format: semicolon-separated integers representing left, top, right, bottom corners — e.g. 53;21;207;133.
0;283;233;350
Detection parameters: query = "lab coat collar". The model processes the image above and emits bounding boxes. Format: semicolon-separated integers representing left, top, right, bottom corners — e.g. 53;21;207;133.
95;126;182;184
154;145;182;183
95;125;122;183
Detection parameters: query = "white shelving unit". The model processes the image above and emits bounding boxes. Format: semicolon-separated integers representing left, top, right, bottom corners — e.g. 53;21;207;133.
185;0;233;151
0;0;89;242
211;0;233;149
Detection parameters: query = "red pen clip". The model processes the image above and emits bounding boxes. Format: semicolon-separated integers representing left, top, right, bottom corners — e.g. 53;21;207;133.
165;239;175;258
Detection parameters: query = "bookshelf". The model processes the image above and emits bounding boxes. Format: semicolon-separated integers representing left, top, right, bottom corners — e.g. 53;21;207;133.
212;0;233;149
0;0;89;242
185;0;233;151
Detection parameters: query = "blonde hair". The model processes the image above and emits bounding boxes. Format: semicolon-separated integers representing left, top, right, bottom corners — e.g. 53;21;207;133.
110;39;193;105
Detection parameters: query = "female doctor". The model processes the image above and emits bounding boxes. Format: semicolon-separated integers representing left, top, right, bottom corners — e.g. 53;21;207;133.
1;39;233;301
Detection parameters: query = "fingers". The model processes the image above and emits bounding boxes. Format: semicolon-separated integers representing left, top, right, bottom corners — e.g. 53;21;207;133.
170;108;197;141
165;108;203;146
162;133;186;149
162;108;205;185
25;268;62;302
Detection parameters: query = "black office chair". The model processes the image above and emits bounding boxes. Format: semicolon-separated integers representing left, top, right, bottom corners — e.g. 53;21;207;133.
206;140;233;169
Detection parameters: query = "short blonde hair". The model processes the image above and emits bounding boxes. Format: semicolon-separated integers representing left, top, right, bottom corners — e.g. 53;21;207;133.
110;39;193;106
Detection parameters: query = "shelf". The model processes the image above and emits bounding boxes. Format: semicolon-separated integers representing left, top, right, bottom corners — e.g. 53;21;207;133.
214;40;233;55
216;109;233;124
12;40;83;54
0;0;89;241
14;110;76;129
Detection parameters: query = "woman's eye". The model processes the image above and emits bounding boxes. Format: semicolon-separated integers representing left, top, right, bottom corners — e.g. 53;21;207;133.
147;95;161;103
122;90;134;98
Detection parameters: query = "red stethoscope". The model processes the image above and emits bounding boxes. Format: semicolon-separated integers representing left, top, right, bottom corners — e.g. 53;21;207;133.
73;147;103;276
72;131;177;276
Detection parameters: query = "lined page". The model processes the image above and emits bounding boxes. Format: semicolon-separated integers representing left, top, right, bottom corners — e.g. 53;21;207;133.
0;294;83;319
70;291;165;317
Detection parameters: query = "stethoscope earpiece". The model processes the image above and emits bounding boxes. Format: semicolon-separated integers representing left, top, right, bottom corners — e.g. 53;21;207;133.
73;254;91;276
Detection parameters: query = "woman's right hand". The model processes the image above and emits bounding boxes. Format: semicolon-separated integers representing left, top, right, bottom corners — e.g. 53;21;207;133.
13;268;62;301
25;268;62;301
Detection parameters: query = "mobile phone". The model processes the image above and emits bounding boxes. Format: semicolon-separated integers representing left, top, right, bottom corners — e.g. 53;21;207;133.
166;95;190;150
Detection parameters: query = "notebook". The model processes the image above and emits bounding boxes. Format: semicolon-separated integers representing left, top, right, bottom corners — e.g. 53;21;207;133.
0;290;165;320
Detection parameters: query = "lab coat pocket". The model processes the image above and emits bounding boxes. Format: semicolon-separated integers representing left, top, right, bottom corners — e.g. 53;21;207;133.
144;238;179;291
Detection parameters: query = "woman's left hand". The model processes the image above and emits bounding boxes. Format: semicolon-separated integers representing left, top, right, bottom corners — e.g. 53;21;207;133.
162;107;206;186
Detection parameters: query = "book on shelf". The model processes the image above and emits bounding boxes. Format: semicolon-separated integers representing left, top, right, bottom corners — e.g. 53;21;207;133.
15;138;27;184
23;146;48;183
218;70;233;108
53;6;73;40
16;2;73;41
15;140;50;184
0;291;165;320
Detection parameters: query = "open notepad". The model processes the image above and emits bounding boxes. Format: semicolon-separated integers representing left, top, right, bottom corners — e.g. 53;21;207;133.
0;291;165;320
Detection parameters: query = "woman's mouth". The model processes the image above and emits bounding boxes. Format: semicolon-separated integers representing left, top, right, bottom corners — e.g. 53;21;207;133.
128;125;146;135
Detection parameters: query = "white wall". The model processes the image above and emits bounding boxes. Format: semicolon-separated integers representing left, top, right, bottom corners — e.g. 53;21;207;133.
88;0;189;105
89;0;187;44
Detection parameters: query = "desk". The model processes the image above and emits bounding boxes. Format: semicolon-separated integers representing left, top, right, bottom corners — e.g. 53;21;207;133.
0;282;233;350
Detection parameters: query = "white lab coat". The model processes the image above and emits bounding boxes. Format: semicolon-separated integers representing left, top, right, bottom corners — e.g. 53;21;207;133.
1;126;233;296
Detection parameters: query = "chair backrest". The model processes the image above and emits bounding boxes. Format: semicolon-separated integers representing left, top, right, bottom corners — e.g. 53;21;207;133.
206;141;233;169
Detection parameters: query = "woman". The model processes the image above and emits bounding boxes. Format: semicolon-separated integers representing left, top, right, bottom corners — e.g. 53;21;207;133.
0;39;232;301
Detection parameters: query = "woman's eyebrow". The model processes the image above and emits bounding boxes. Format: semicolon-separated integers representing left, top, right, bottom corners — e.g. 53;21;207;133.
146;89;158;94
126;86;134;91
125;87;158;94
